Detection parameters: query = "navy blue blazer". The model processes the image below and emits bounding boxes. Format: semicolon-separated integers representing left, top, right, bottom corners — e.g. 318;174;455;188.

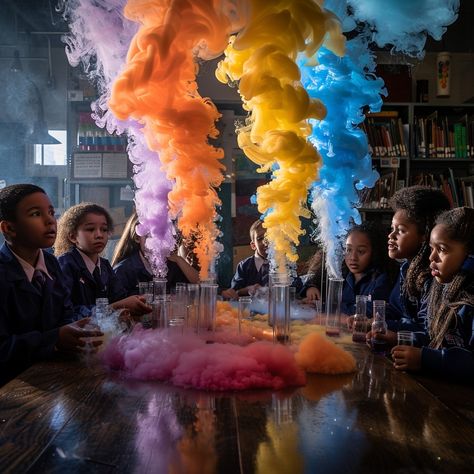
58;247;127;315
386;260;430;334
113;250;190;296
422;303;474;383
302;266;393;316
341;268;393;317
231;255;303;293
231;256;270;290
0;243;74;385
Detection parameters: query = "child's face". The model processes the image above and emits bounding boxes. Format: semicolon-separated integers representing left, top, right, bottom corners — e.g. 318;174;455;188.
429;224;468;284
345;231;372;275
2;192;56;249
69;212;109;258
250;227;267;259
388;210;425;260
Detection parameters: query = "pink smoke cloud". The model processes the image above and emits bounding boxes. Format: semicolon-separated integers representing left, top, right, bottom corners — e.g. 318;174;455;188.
101;326;305;391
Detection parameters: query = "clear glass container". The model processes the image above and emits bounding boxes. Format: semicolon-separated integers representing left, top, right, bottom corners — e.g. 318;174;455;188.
238;296;252;336
325;278;344;337
138;281;154;304
271;284;291;345
371;300;388;354
352;295;368;343
186;283;200;329
148;295;170;329
268;272;289;327
198;283;218;334
153;278;167;300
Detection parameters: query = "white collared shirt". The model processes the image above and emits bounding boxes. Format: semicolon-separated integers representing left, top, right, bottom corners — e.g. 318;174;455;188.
8;245;53;283
76;247;101;276
254;253;268;272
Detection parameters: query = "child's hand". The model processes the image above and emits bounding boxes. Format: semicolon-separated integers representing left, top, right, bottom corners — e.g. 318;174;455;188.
117;309;135;331
391;345;422;371
113;295;152;317
246;284;261;296
221;288;238;300
303;287;320;303
365;329;397;347
57;318;103;353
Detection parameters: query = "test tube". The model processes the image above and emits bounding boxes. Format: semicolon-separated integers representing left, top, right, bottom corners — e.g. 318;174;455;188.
198;283;218;334
238;296;252;336
153;278;167;300
272;284;290;345
325;278;344;337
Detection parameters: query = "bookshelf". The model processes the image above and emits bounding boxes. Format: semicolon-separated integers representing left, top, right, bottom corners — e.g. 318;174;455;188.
65;100;135;237
361;102;474;211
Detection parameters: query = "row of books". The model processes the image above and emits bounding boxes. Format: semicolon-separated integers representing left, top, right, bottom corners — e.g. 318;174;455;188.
413;112;473;159
362;112;409;158
362;110;474;160
358;169;403;209
359;168;474;210
411;170;474;208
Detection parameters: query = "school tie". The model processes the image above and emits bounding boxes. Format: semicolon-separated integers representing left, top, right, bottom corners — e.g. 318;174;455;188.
261;261;270;286
32;269;46;294
92;266;106;297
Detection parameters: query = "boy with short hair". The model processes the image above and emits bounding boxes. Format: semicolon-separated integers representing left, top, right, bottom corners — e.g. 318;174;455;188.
231;219;270;296
0;184;101;385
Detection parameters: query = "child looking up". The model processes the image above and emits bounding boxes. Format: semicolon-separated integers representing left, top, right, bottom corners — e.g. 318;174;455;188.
111;211;199;295
392;207;474;382
0;184;102;385
54;203;150;317
302;222;396;316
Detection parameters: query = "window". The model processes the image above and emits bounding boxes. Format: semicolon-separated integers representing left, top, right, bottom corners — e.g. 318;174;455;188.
34;130;67;166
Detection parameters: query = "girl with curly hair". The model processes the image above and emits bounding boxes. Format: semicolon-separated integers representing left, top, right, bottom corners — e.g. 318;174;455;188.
392;207;474;382
55;203;151;317
368;186;450;347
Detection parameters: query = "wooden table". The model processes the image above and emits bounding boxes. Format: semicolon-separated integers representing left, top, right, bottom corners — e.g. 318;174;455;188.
1;343;473;473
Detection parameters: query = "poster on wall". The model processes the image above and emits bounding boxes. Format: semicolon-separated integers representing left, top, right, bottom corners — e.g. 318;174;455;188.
102;153;129;179
73;153;102;178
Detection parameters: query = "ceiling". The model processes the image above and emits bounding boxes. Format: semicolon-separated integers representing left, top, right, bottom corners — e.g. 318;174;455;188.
0;0;472;52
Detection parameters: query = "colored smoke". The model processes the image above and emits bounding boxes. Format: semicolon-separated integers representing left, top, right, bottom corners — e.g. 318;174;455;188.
216;0;345;272
64;0;174;274
102;327;306;390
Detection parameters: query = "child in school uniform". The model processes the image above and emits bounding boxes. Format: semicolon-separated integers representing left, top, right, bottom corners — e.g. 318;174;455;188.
391;207;474;382
230;219;270;296
54;203;151;317
0;184;102;385
229;219;302;297
301;222;396;316
371;186;451;346
111;211;199;295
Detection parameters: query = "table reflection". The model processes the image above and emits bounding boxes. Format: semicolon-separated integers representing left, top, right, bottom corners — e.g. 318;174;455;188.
3;345;474;473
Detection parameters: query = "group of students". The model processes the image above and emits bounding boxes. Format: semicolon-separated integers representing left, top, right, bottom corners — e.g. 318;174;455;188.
228;186;474;383
0;183;473;386
0;184;200;385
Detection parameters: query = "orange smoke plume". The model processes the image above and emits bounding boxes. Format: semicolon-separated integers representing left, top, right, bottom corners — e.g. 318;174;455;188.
109;0;237;275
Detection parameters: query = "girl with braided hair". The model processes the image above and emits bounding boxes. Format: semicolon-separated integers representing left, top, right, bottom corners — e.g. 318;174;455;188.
368;186;450;347
392;207;474;382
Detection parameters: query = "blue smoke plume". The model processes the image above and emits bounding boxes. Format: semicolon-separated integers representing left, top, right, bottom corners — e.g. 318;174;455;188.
300;0;459;277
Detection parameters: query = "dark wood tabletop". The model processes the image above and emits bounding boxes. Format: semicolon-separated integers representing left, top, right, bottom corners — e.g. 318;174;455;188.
1;342;473;474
